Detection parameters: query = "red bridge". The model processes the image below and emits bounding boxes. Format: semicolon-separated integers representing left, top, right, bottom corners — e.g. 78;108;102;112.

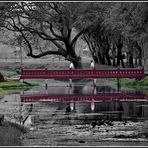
20;67;146;79
20;92;148;103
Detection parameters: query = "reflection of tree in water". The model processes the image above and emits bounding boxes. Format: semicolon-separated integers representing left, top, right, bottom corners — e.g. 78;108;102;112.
66;86;83;113
117;102;124;121
96;86;115;93
82;103;124;127
52;85;115;116
21;85;147;127
61;85;116;126
137;106;143;117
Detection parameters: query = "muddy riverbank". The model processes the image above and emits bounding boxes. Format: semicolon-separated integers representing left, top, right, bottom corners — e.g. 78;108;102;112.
21;102;148;146
0;121;26;146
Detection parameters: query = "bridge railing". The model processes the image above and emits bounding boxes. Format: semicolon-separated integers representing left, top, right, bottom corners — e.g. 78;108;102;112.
20;67;145;79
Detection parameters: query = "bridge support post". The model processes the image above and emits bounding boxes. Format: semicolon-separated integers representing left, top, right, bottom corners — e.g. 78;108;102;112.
45;79;48;90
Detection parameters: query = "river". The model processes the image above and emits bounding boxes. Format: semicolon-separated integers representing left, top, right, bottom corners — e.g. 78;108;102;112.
0;79;148;146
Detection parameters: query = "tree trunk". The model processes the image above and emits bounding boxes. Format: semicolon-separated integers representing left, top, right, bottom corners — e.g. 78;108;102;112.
93;56;99;63
128;52;134;68
96;51;104;65
72;57;82;68
126;51;133;67
66;53;82;68
117;56;120;66
92;50;98;63
105;53;112;65
116;36;126;68
138;52;142;66
135;56;138;66
64;39;82;68
126;39;134;68
113;58;116;67
116;42;123;67
134;41;142;66
121;59;125;68
102;54;106;64
112;44;116;67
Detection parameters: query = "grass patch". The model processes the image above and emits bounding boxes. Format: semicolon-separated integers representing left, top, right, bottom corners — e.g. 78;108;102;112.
102;77;148;92
0;81;38;89
103;77;148;87
25;79;45;85
0;88;5;96
122;78;148;93
1;70;18;78
123;77;148;87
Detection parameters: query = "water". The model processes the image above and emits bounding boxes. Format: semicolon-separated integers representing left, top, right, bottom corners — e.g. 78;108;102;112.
0;80;148;146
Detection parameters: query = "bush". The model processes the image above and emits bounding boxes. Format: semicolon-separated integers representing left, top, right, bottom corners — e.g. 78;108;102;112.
1;71;18;78
123;78;148;87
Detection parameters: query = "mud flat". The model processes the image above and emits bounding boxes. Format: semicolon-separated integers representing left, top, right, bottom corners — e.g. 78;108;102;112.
21;102;148;146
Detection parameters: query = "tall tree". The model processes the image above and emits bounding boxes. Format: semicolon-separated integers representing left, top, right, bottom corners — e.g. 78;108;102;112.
81;2;113;65
104;2;148;67
0;2;98;68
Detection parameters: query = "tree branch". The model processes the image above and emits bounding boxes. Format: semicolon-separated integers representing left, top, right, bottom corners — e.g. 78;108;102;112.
18;30;33;56
15;13;67;55
49;23;63;39
49;3;63;15
15;25;67;58
27;49;66;58
16;14;62;42
71;29;84;46
67;27;71;40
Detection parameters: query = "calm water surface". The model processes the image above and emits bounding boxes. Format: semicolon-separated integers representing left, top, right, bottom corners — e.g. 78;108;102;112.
0;81;148;146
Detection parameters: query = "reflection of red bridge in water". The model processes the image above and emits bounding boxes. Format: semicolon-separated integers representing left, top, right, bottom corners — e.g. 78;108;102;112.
20;67;148;103
21;92;148;103
20;67;147;79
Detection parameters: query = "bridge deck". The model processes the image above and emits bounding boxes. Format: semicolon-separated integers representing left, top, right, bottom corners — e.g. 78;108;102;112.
20;67;145;79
